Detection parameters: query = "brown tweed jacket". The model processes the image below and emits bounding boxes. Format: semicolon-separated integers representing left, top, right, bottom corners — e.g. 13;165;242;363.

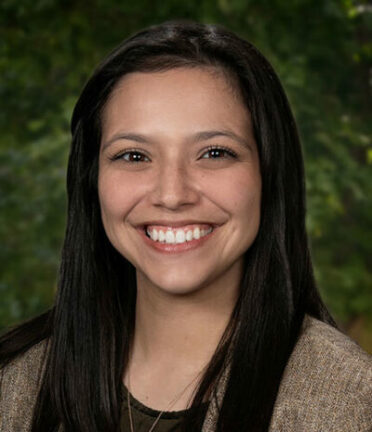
1;315;371;431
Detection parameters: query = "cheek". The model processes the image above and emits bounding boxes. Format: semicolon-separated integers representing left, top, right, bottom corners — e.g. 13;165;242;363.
98;170;139;222
207;168;261;216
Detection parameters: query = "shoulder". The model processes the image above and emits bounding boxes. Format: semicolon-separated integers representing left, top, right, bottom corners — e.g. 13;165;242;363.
270;315;372;432
0;340;48;431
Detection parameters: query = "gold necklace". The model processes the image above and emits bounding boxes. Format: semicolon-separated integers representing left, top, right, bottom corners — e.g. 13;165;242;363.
126;369;203;432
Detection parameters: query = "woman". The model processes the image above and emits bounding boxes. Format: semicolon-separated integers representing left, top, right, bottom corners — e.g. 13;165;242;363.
0;21;371;432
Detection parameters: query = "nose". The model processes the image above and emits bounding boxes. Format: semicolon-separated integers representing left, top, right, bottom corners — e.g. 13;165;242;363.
150;159;200;210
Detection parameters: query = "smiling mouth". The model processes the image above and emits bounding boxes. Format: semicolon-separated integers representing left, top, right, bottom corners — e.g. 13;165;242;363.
143;224;215;244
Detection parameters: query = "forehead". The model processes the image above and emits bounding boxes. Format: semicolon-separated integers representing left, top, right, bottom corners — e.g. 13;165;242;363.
101;67;251;140
107;65;241;102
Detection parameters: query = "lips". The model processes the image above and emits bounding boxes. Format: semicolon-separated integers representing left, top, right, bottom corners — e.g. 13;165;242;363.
138;221;218;239
138;220;218;229
147;226;214;245
138;221;217;253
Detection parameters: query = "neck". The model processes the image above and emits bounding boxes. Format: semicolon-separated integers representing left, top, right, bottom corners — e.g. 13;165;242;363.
124;271;240;411
131;273;239;370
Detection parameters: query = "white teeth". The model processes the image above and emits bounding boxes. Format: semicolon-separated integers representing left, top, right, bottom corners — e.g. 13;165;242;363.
175;230;186;243
193;227;200;239
146;226;213;244
158;230;166;242
165;231;175;244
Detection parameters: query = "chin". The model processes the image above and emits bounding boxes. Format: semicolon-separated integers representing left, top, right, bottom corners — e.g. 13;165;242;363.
154;279;207;297
137;269;210;297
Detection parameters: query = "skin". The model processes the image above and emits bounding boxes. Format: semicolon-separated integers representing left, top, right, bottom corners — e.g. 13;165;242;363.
98;67;262;410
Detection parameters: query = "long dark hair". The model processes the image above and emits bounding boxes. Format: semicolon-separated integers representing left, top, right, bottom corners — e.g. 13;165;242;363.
0;20;336;431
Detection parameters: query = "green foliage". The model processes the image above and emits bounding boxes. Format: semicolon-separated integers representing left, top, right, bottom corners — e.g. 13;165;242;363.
1;1;371;344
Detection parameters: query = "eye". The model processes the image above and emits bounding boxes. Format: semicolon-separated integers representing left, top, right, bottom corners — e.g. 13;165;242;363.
111;150;150;163
201;146;237;160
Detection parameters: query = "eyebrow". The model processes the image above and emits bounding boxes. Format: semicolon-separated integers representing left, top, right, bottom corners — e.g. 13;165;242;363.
102;130;253;151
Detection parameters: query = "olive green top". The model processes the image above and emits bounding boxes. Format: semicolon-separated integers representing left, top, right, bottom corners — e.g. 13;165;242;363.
120;385;208;432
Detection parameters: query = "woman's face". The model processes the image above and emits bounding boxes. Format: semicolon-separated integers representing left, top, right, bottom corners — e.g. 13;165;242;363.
98;67;261;298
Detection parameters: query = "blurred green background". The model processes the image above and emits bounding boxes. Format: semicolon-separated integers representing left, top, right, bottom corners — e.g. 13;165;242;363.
0;0;371;353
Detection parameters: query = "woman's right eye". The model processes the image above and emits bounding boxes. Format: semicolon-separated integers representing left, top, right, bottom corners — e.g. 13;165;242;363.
112;151;150;163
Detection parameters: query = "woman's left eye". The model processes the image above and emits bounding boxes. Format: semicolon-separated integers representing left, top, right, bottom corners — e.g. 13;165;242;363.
201;146;237;160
